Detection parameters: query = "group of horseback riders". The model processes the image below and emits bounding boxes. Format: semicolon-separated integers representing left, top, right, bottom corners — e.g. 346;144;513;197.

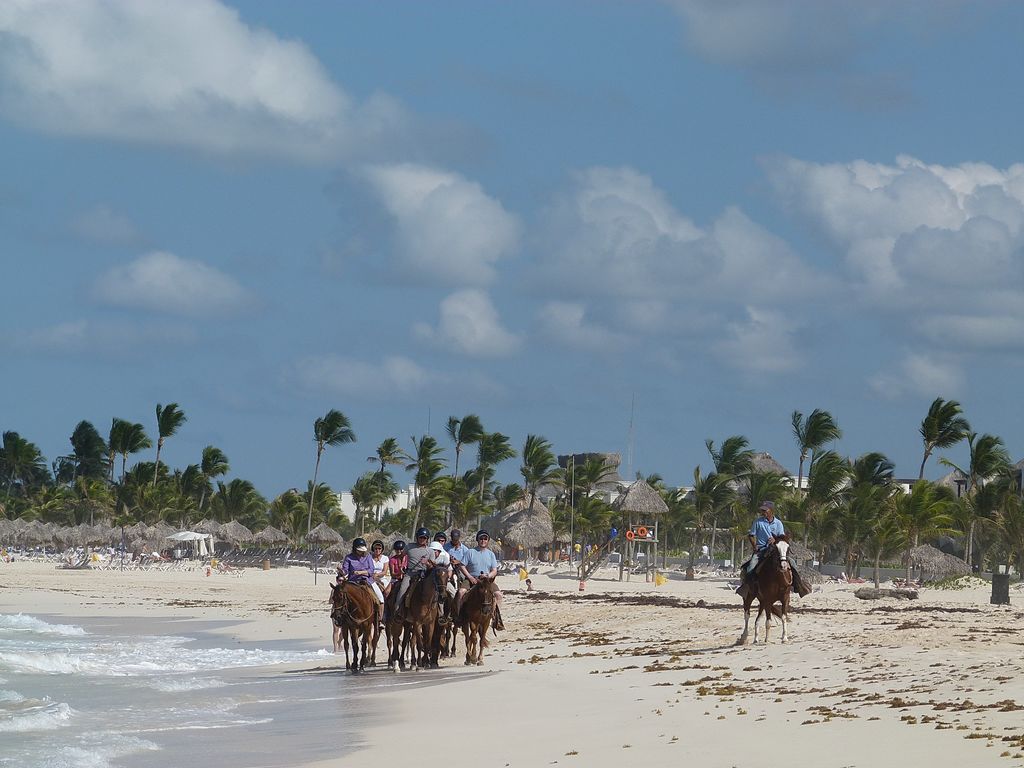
337;526;503;634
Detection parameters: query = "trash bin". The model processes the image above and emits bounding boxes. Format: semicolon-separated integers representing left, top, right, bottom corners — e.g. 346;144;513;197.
262;559;271;571
991;572;1010;605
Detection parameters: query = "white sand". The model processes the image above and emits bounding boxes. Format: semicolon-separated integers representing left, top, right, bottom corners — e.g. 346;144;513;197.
3;560;1023;767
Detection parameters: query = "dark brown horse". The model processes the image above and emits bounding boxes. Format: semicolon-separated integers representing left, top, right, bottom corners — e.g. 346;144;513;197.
330;581;378;672
459;576;498;665
738;537;792;645
388;569;444;670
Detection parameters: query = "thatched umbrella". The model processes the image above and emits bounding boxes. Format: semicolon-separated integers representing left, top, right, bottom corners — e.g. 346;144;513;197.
194;519;221;535
19;520;53;546
254;525;289;546
149;521;176;543
306;522;343;585
750;452;792;476
613;478;669;517
908;544;969;581
788;540;815;564
124;521;148;539
483;497;555;559
217;520;254;548
0;518;13;541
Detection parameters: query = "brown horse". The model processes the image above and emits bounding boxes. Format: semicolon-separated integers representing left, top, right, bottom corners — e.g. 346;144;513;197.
738;538;792;645
459;576;498;666
330;581;379;672
388;569;444;670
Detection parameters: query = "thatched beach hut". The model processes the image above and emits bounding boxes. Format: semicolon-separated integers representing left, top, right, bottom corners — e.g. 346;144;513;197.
481;496;554;560
217;520;254;549
908;544;969;582
254;525;289;546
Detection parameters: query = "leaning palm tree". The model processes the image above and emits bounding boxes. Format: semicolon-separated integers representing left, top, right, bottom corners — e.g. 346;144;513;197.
893;480;954;581
197;445;230;514
367;437;408;522
153;403;187;486
475;432;516;504
406;435;447;535
69;421;109;481
940;432;1011;565
307;409;356;536
1;431;48;499
108;420;151;483
705;435;753;478
791;409;842;493
919;397;970;480
445;415;484;480
520;434;561;525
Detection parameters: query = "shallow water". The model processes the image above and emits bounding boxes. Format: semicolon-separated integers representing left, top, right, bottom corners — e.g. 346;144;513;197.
0;613;394;768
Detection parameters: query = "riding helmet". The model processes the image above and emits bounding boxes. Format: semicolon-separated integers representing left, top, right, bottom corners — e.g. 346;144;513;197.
352;537;367;552
476;530;489;541
434;531;447;542
371;539;384;550
393;540;406;551
415;527;430;539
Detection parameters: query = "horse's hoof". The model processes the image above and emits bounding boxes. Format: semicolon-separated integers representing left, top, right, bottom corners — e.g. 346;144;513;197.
464;660;473;666
475;660;484;666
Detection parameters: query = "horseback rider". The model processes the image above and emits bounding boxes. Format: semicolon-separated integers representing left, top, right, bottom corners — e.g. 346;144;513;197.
394;527;439;616
736;501;809;598
388;540;408;585
446;529;472;613
455;530;503;627
341;538;385;621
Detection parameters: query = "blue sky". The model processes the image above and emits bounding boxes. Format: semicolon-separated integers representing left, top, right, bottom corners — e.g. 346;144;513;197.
2;0;1022;496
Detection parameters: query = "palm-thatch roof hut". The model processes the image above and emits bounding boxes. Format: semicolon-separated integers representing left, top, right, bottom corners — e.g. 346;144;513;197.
18;520;52;546
149;521;176;542
306;522;343;547
254;525;289;546
194;519;221;535
750;452;792;476
908;544;969;581
217;520;254;548
612;479;669;517
481;496;554;559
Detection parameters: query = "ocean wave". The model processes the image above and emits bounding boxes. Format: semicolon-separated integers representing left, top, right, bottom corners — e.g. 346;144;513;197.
144;675;229;692
0;645;330;676
0;689;25;703
41;734;159;768
0;700;74;732
0;614;87;637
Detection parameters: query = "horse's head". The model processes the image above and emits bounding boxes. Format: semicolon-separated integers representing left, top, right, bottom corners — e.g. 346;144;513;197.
775;539;790;569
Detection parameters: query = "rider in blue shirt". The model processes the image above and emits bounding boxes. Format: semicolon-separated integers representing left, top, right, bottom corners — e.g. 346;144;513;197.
737;501;809;598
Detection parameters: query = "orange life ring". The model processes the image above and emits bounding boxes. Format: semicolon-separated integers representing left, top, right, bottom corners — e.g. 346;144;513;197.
625;530;636;541
637;526;648;538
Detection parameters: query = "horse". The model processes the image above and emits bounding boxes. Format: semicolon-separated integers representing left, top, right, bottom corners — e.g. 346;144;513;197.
388;568;444;670
330;581;379;672
459;576;498;666
738;537;792;645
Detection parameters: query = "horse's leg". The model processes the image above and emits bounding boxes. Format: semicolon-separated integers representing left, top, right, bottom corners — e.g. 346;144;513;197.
332;622;341;654
343;624;351;669
753;603;765;644
738;594;753;645
476;624;487;665
463;623;475;665
780;594;790;643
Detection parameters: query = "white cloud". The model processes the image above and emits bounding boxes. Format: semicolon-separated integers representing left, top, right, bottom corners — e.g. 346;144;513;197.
5;318;196;356
0;0;401;162
915;314;1024;350
712;307;801;374
869;353;965;400
93;251;252;317
414;289;520;358
764;155;1024;351
536;302;627;352
542;166;823;302
287;353;504;401
363;164;520;286
70;205;140;245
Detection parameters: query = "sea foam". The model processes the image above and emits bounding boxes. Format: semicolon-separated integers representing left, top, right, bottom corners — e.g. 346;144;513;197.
0;614;87;637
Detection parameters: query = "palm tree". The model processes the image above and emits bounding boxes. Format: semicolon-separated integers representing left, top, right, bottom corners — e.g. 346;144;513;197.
801;450;851;550
367;437;408;523
791;409;842;493
705;435;753;477
893;480;954;581
69;421;108;480
1;431;48;499
918;397;970;480
475;432;516;504
445;414;484;480
307;410;356;536
211;479;267;527
830;452;895;577
520;434;561;524
940;432;1011;565
406;435;447;535
197;445;230;514
153;403;187;486
269;489;307;542
690;467;732;567
492;483;524;513
107;419;151;483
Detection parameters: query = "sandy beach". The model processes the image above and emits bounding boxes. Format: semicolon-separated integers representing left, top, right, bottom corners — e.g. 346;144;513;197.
2;560;1023;768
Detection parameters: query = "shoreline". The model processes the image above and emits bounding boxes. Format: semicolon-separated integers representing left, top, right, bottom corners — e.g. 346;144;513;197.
3;561;1023;767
